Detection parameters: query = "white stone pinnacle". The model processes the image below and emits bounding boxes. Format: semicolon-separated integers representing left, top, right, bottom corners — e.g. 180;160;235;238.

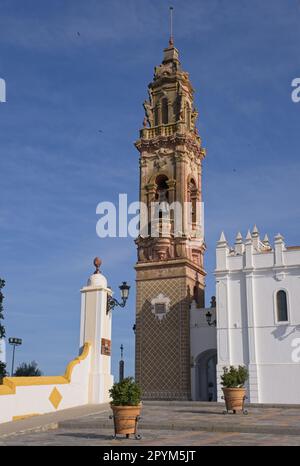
235;231;243;243
218;231;227;243
246;229;252;241
275;233;284;242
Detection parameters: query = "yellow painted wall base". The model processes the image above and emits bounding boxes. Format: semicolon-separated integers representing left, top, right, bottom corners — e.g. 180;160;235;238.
0;342;92;424
13;413;40;421
0;342;91;396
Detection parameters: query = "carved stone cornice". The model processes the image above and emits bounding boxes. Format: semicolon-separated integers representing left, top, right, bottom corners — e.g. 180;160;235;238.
135;134;205;160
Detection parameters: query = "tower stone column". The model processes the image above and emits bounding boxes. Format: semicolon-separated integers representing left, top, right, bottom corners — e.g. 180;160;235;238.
135;39;206;400
80;258;113;403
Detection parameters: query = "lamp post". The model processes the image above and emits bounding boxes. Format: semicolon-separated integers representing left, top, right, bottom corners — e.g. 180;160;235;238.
8;337;22;376
107;281;130;313
119;344;124;382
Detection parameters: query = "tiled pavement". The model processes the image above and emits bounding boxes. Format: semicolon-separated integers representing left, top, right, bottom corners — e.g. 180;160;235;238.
1;401;300;446
1;428;300;446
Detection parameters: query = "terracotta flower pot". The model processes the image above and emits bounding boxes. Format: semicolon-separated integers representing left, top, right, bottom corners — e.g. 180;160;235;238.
222;387;246;413
110;403;142;435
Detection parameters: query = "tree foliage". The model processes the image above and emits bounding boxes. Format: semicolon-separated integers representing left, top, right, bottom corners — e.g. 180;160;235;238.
14;361;43;377
0;361;7;383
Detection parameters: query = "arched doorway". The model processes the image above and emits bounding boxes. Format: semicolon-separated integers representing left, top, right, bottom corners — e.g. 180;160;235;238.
195;349;217;401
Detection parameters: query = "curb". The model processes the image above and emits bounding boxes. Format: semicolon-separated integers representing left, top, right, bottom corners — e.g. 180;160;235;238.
143;400;300;409
58;419;300;437
0;423;58;438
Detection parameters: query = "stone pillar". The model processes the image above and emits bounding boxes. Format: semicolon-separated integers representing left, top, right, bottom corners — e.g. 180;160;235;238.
80;258;113;404
245;230;254;268
216;232;228;271
244;271;259;403
175;152;188;236
234;232;244;255
274;233;285;267
244;231;259;401
216;278;230;401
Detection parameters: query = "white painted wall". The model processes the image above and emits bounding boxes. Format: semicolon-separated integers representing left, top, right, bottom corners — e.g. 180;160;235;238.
190;301;217;400
0;344;91;423
0;266;114;424
215;229;300;404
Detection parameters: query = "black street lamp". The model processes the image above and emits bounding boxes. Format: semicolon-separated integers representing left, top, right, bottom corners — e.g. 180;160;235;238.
8;337;22;376
205;296;217;327
205;310;216;327
107;282;130;313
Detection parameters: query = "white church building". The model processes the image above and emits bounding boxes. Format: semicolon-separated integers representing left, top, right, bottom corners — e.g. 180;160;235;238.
215;227;300;404
190;226;300;404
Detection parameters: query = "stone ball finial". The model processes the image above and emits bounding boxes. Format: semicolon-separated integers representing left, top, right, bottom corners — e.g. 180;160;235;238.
93;257;102;274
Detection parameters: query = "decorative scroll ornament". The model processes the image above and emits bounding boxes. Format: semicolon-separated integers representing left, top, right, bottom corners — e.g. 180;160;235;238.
274;272;285;282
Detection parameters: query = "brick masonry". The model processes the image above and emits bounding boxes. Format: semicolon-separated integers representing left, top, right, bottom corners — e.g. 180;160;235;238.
135;261;204;400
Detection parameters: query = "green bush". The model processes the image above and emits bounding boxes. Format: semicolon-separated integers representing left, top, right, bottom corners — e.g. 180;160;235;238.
221;365;248;388
14;361;43;377
109;377;141;406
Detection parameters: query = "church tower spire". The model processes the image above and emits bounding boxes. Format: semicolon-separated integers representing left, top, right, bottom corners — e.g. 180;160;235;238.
134;36;206;400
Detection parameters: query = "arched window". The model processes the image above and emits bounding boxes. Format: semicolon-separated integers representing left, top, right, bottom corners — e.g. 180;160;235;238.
155;175;169;202
155;174;169;221
276;290;288;322
161;98;168;124
154;106;159;126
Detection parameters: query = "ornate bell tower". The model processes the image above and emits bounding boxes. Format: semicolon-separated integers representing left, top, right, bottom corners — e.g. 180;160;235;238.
134;37;206;400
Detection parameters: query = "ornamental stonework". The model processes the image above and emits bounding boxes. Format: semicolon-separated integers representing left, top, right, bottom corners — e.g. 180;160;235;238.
134;39;206;400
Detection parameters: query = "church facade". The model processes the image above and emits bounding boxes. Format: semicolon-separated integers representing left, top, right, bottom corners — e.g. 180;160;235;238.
216;228;300;404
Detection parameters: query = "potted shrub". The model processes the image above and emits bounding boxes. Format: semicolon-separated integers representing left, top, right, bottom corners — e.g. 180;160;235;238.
221;365;249;414
109;377;142;438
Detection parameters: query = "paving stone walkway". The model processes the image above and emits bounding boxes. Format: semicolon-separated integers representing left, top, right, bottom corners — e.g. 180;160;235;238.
1;401;300;446
2;427;300;446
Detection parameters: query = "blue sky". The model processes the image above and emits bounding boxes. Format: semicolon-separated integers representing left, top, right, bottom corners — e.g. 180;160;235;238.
0;0;299;378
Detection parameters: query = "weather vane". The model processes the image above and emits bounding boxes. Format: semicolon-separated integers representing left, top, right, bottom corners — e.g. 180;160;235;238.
169;6;174;46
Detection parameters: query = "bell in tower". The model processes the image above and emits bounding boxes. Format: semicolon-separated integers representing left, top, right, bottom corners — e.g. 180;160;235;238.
134;30;206;400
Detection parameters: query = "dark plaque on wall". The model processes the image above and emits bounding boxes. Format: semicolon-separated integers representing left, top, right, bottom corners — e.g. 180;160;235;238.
101;338;111;356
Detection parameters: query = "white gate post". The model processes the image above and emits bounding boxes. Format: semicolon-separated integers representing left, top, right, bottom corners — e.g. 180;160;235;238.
80;258;113;404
